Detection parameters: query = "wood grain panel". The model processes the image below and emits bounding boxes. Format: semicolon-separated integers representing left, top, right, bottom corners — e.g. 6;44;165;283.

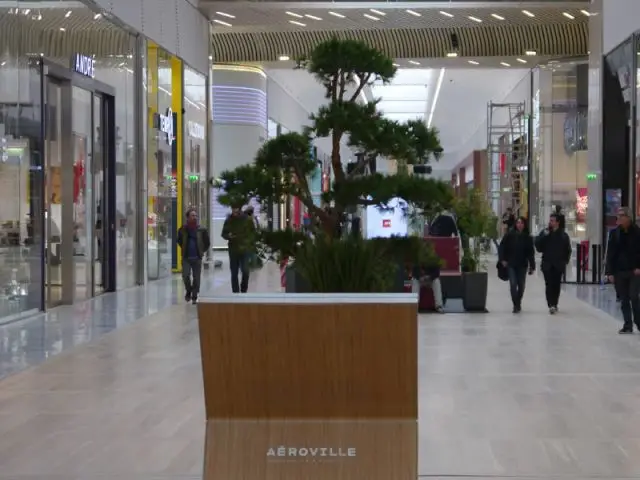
197;301;417;419
204;420;417;480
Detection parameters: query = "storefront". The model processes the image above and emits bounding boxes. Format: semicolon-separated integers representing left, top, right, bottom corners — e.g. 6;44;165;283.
0;2;140;322
146;43;209;279
529;58;589;241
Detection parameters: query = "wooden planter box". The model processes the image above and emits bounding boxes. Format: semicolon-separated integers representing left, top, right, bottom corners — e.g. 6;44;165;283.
203;419;417;480
197;293;418;419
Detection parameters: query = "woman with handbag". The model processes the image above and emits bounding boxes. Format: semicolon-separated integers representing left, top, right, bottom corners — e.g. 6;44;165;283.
499;216;535;313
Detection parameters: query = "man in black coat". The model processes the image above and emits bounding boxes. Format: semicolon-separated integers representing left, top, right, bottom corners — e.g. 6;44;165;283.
605;207;640;334
535;213;572;314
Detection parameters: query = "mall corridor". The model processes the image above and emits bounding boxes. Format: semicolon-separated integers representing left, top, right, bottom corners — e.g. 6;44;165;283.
0;264;639;478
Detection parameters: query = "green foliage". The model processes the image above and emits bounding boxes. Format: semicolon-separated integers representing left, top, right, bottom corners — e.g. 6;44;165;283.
370;235;443;268
294;235;396;293
454;188;494;273
258;229;310;263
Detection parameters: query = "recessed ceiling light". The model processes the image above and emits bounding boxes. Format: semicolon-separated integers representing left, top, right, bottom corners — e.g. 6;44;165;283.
0;61;5;66
363;13;380;21
209;55;213;60
408;60;420;65
468;60;479;65
562;12;575;19
522;10;535;17
278;55;290;61
491;13;505;20
213;19;232;27
93;13;102;20
439;11;453;18
289;20;306;26
525;50;537;56
500;62;511;67
516;58;527;64
65;10;72;18
23;9;30;15
407;10;421;17
446;52;458;58
59;27;65;32
370;9;385;16
216;11;235;18
468;16;482;23
304;14;322;20
285;11;303;18
580;9;591;16
328;11;345;18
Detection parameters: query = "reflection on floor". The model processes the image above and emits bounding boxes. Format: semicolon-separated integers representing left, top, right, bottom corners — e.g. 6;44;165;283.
2;265;640;478
564;282;624;324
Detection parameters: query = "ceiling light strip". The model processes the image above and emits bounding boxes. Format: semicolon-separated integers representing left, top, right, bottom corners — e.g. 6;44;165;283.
212;65;266;78
427;68;445;128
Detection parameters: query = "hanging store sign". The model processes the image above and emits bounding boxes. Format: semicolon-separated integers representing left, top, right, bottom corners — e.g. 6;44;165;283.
72;54;95;78
155;108;175;146
187;121;205;140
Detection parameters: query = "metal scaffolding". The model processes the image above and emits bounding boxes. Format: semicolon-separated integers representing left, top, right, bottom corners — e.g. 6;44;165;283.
486;101;527;216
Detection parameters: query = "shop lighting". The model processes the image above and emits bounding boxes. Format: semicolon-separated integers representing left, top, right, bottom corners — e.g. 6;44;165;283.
446;52;458;58
516;58;527;64
580;10;591;17
278;55;290;61
491;13;505;20
216;11;235;18
289;20;306;26
328;11;345;18
468;16;482;23
363;13;380;21
468;60;479;65
370;9;385;16
65;10;72;18
59;27;65;32
427;68;445;128
522;10;535;17
439;11;452;18
500;62;511;67
525;50;537;56
0;61;5;66
407;10;421;17
23;9;30;15
304;14;322;21
408;60;420;65
285;11;303;18
213;19;232;27
562;12;575;20
93;13;102;20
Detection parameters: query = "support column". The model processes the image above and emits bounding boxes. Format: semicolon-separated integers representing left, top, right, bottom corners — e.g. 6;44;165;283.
211;65;267;248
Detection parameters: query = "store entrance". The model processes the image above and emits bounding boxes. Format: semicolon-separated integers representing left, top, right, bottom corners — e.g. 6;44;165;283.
43;64;116;307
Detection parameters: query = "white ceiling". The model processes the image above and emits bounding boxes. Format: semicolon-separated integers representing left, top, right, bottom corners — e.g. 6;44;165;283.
266;64;529;170
206;2;590;32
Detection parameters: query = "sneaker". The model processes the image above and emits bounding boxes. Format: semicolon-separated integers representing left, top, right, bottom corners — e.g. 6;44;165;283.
549;306;557;314
513;305;521;313
185;292;191;302
619;327;633;334
191;294;198;305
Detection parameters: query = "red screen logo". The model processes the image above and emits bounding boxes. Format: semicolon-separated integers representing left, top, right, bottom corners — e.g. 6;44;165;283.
382;219;391;228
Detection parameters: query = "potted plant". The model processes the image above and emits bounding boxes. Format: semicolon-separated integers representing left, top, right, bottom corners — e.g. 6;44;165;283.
216;37;453;290
454;188;493;312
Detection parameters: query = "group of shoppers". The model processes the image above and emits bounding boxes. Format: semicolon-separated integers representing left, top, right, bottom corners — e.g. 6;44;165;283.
499;211;571;314
176;205;258;302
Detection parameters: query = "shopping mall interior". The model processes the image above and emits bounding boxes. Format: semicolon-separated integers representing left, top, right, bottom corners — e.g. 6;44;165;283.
2;0;640;478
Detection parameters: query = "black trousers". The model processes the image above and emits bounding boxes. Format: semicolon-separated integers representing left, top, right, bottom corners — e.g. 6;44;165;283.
508;266;527;307
613;271;640;330
229;251;250;293
542;265;563;308
182;258;202;297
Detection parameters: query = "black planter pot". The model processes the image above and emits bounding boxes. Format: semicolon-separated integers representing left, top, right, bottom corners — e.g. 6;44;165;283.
462;271;488;312
285;264;311;293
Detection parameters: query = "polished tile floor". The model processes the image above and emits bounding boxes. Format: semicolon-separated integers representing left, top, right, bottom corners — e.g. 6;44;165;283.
1;260;640;478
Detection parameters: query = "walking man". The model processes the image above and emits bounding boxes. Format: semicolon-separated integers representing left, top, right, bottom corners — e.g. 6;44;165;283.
605;207;640;334
221;205;257;293
177;208;211;304
535;213;572;314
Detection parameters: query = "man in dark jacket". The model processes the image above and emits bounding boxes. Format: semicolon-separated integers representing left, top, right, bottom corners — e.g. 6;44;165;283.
499;216;535;313
221;206;257;293
535;213;572;314
176;208;211;304
605;206;640;334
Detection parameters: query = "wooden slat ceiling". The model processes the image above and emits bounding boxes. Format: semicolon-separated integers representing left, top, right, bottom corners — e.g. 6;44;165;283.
210;23;588;63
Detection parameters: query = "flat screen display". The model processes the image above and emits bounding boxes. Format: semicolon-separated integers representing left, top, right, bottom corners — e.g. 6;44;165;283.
366;197;408;238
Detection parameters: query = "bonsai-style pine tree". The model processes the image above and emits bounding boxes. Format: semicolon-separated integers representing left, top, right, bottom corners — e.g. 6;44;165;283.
218;38;453;255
